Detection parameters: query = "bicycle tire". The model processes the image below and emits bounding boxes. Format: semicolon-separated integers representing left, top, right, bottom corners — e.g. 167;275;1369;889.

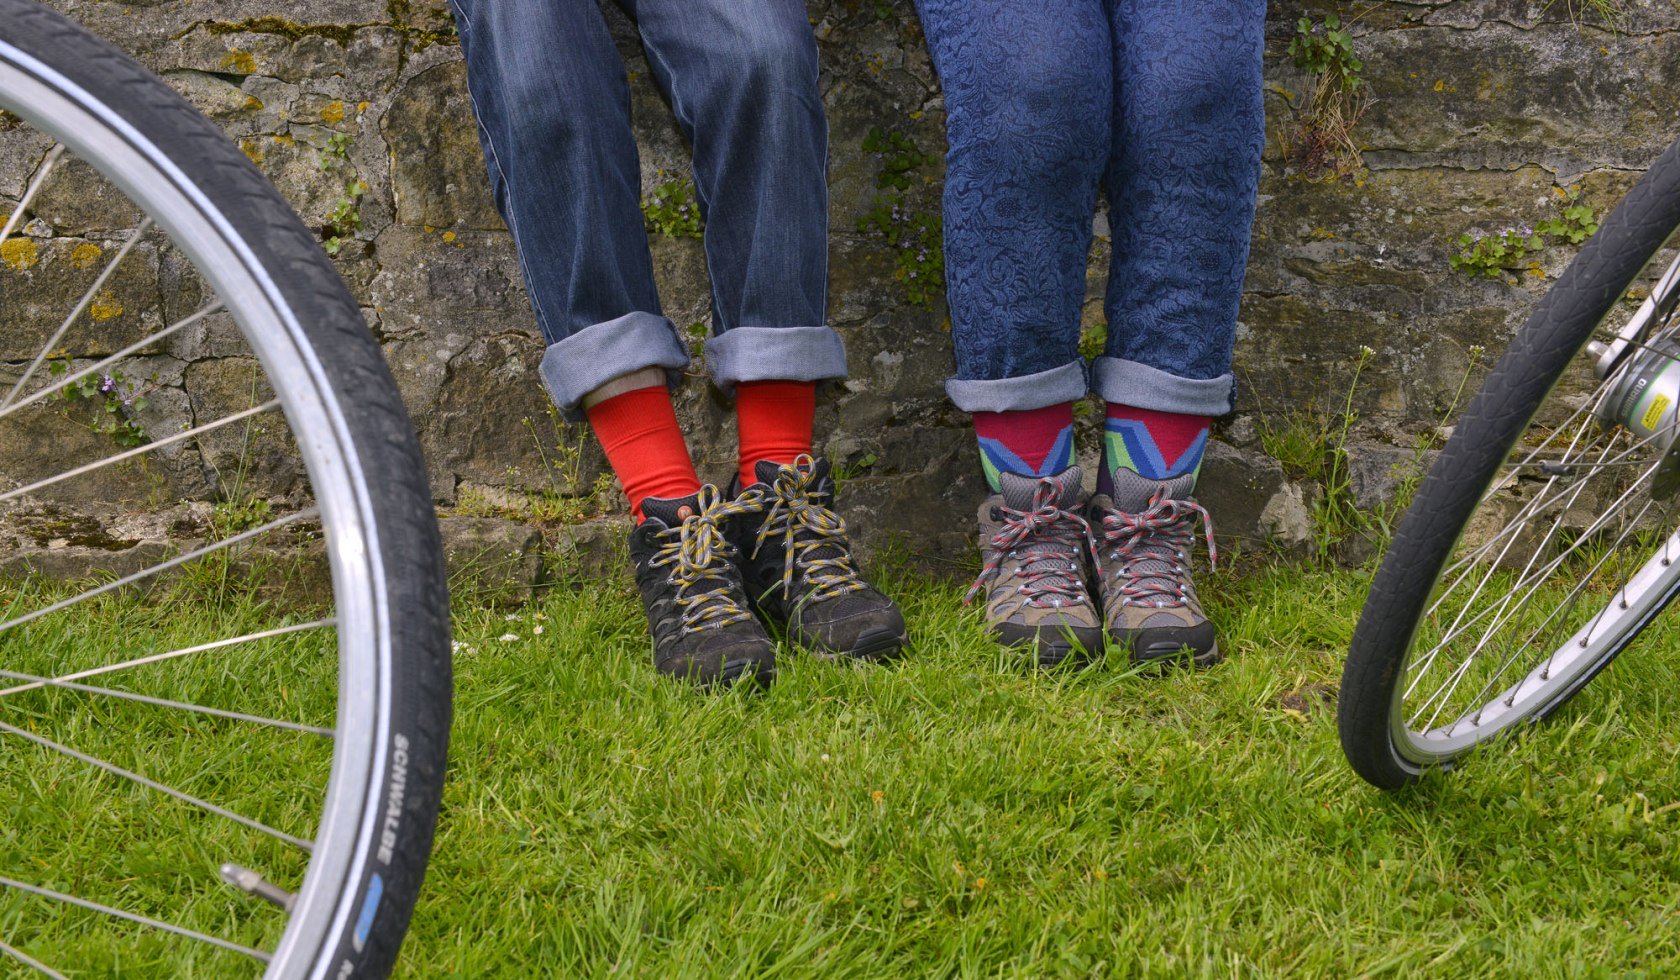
0;2;450;975
1339;134;1680;791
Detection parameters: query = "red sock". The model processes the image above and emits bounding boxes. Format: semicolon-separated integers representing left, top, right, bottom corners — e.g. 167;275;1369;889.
736;380;816;487
583;385;701;523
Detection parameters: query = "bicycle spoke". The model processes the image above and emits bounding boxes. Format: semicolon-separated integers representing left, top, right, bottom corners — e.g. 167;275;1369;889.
0;669;333;736
0;718;312;851
1427;410;1654;622
1416;445;1657;679
1431;366;1632;586
3;216;156;410
0;399;279;505
0;300;223;421
1406;447;1661;713
0;619;334;697
0;143;65;242
1444;428;1630;651
0;876;269;963
1454;498;1660;732
1426;408;1604;617
0;939;67;980
0;507;315;636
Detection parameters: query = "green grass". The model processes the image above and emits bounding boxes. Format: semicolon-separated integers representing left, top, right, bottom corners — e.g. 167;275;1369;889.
7;556;1680;976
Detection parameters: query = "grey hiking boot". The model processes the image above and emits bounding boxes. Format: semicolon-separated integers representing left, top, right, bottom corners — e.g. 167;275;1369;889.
967;466;1104;667
730;456;907;661
1090;469;1221;668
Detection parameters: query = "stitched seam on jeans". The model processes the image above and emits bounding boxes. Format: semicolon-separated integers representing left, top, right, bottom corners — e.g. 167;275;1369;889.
459;74;559;348
639;35;731;342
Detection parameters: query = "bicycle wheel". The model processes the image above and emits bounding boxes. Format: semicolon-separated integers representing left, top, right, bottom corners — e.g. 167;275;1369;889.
1;3;449;975
1339;135;1680;791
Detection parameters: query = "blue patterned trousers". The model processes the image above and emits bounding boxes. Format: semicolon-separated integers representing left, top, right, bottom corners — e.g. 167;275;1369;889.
914;0;1266;416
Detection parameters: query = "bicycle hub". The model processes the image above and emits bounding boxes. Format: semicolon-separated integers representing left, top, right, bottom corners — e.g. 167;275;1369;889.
1591;336;1680;498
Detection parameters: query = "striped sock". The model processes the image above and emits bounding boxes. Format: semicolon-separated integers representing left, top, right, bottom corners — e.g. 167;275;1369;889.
1099;404;1210;495
972;403;1076;492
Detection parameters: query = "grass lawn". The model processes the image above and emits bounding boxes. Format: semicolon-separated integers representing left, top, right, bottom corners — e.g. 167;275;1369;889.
6;556;1680;976
405;559;1680;977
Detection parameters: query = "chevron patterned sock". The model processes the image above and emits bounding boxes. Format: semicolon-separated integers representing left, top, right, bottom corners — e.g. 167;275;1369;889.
971;403;1076;493
1098;404;1210;498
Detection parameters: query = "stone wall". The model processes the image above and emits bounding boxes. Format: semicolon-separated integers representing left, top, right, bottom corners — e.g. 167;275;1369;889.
8;0;1680;585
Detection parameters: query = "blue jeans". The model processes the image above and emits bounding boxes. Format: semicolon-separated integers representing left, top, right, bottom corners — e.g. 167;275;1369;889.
913;0;1266;416
448;0;847;415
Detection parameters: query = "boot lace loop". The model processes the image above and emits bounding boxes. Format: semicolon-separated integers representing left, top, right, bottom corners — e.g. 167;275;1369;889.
645;486;759;630
965;479;1100;608
748;455;867;603
1097;491;1218;609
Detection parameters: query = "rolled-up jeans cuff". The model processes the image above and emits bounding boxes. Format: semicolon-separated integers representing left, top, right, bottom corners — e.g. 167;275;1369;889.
704;325;848;396
1092;357;1235;415
944;361;1088;413
539;311;692;420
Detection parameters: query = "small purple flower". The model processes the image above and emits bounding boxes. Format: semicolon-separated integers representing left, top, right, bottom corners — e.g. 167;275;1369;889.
98;375;116;395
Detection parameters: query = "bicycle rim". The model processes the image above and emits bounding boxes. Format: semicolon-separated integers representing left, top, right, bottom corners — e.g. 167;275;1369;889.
1390;239;1680;769
1;34;396;977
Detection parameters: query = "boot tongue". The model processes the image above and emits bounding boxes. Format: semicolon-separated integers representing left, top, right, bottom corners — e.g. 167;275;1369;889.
1107;468;1195;513
640;491;703;528
752;456;830;489
999;465;1084;512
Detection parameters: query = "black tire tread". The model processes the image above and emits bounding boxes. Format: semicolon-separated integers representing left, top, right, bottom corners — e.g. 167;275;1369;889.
1339;135;1680;791
2;3;452;973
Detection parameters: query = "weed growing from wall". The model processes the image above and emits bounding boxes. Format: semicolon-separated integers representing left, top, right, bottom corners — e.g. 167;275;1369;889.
1451;187;1599;281
642;174;703;239
1285;14;1368;182
857;125;944;310
322;179;368;256
1255;343;1486;560
47;360;153;448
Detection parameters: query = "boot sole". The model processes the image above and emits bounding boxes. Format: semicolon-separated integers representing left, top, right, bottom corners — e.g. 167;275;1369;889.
805;626;908;663
710;658;777;689
1128;640;1223;671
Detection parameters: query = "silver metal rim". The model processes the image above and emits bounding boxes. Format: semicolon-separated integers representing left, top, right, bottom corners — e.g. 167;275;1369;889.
1389;245;1680;769
0;40;391;979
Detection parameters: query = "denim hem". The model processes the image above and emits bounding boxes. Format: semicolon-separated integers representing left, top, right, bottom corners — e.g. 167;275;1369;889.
944;361;1088;413
1092;356;1235;415
539;311;692;419
703;326;848;395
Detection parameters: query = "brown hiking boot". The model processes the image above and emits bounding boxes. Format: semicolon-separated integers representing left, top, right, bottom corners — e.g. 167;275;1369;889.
1090;469;1221;668
966;467;1104;667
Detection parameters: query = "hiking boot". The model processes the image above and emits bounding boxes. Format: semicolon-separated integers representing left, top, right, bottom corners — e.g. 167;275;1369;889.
630;486;776;688
1090;469;1221;668
729;456;907;661
967;466;1104;667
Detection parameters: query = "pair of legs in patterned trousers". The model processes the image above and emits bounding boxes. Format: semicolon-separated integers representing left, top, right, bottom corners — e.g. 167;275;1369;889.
914;0;1267;667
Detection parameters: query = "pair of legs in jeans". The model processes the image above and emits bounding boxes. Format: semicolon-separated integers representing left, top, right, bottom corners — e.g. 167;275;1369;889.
915;0;1266;666
451;0;1264;678
451;0;906;687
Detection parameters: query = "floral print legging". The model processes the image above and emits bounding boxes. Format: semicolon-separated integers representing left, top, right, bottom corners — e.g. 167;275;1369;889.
914;0;1267;417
